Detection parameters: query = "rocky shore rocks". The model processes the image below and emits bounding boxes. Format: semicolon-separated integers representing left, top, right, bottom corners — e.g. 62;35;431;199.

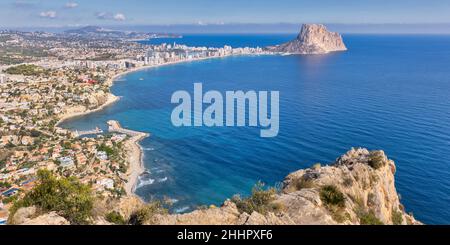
268;24;347;54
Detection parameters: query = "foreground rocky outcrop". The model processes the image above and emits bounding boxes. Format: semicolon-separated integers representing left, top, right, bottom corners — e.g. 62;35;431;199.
268;24;347;54
10;207;69;225
12;148;421;225
148;148;419;225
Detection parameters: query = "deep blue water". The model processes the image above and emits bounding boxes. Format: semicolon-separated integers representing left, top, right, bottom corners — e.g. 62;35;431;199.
61;34;450;224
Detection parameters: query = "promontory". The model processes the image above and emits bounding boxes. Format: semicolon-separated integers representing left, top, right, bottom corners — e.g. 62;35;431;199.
268;24;347;54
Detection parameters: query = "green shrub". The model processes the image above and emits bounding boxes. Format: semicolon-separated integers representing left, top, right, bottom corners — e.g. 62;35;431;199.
106;211;126;225
98;144;114;156
343;176;353;187
231;181;278;215
0;181;11;188
294;177;315;190
129;201;168;225
9;170;93;224
368;151;386;170
2;194;18;204
392;209;403;225
358;210;384;225
320;185;346;208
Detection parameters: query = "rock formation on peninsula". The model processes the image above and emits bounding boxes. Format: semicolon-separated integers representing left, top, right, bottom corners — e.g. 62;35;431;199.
11;148;421;225
268;24;347;54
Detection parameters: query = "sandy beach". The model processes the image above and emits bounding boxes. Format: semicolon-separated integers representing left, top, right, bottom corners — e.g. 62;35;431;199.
106;120;149;195
123;132;148;195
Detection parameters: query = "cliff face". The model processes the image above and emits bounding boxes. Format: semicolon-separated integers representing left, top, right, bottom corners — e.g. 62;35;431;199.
269;24;347;54
12;148;421;225
152;148;420;225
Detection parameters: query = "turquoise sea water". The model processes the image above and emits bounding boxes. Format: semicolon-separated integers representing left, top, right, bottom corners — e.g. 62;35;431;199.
61;34;450;224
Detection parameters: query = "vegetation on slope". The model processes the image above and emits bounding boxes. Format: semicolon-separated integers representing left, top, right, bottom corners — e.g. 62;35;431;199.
9;170;93;224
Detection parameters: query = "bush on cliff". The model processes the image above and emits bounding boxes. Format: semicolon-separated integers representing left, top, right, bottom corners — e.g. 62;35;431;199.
319;185;348;223
128;201;168;225
106;211;126;225
320;185;346;208
9;169;93;224
368;151;386;170
294;177;315;190
358;210;384;225
392;208;403;225
232;181;280;215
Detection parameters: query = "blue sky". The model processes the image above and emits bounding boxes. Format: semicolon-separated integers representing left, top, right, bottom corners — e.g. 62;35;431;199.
1;0;450;27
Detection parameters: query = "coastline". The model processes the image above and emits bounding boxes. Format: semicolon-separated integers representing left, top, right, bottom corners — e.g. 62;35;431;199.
56;93;120;127
55;52;273;198
106;120;149;196
56;52;274;127
123;131;149;196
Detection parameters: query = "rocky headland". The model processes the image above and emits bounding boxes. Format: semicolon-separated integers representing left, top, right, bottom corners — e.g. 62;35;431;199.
268;24;347;54
11;148;421;225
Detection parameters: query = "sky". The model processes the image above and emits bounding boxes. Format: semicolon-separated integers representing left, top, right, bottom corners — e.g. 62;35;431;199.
1;0;450;32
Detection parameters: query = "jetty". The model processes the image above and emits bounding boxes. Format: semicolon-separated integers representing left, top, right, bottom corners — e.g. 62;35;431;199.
107;120;148;137
74;127;103;137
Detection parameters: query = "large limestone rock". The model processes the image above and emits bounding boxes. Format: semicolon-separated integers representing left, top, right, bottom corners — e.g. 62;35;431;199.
268;24;347;54
151;148;420;225
11;206;69;225
21;212;69;225
154;200;241;225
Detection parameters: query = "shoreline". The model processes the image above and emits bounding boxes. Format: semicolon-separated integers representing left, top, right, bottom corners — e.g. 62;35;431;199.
56;52;274;127
56;52;274;198
56;93;120;127
107;120;149;196
123;131;149;196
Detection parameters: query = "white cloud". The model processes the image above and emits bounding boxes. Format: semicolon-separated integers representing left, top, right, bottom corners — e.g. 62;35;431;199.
95;12;108;19
39;11;57;19
95;12;127;21
113;13;126;21
65;2;78;8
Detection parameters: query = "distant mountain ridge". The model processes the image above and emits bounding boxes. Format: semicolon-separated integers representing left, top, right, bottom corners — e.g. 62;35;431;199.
65;26;113;34
64;26;180;40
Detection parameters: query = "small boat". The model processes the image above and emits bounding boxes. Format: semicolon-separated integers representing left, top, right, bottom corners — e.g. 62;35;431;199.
139;78;144;81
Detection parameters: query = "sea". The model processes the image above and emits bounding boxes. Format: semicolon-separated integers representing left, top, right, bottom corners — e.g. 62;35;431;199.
60;34;450;224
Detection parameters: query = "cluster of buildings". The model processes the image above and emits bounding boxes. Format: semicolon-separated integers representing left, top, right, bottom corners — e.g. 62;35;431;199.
0;63;136;221
136;43;266;66
0;28;274;224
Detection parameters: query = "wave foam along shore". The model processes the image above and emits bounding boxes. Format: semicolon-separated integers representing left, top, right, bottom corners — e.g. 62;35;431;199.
107;120;150;195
